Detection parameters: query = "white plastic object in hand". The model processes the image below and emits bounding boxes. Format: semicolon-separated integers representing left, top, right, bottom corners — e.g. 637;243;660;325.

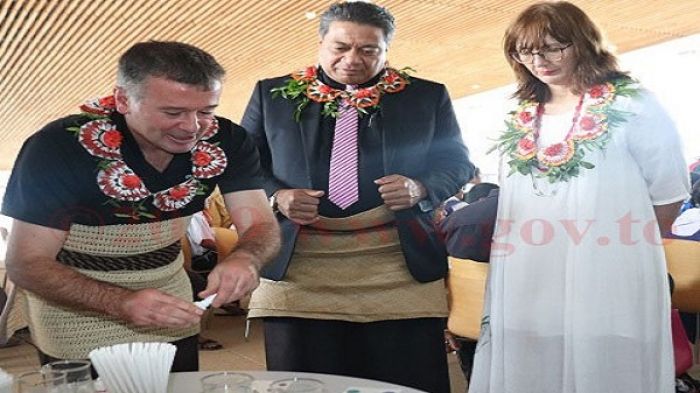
0;367;12;393
194;294;217;310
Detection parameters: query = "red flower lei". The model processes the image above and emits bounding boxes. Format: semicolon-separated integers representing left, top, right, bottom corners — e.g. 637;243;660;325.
75;96;227;214
492;79;638;183
271;66;412;121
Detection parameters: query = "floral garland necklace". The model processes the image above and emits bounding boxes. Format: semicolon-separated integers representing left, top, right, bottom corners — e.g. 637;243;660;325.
271;66;413;121
67;96;227;219
490;78;638;184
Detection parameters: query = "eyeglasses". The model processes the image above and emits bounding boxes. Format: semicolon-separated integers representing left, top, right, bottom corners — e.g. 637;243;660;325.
511;43;572;64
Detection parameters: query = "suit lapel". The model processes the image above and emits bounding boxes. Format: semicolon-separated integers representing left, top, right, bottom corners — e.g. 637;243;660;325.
378;93;401;174
298;102;322;188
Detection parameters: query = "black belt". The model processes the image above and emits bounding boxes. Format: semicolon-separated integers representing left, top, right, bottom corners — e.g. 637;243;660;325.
56;241;182;271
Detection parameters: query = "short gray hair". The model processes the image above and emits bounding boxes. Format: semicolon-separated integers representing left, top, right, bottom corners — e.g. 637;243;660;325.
116;41;225;99
319;2;395;44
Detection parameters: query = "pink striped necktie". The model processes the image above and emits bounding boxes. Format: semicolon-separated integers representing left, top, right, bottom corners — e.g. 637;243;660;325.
328;86;359;209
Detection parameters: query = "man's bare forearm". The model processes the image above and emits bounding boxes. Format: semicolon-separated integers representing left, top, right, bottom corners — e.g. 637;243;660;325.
7;256;132;318
229;221;280;270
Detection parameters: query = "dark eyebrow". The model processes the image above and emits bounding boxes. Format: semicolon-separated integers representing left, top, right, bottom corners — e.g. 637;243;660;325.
331;41;380;49
159;105;218;111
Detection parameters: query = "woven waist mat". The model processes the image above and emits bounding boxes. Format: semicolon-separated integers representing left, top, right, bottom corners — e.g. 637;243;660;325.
249;206;447;321
23;253;198;359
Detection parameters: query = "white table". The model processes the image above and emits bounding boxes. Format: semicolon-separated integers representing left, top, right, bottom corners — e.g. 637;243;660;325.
168;371;427;392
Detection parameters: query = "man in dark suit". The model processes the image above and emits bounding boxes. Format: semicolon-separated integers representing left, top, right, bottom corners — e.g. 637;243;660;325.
241;2;472;392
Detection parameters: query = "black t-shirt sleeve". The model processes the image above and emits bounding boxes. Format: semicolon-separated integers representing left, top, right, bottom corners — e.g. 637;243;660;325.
2;120;84;230
215;119;265;194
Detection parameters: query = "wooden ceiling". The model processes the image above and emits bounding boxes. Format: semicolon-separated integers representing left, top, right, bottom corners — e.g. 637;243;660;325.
1;0;699;169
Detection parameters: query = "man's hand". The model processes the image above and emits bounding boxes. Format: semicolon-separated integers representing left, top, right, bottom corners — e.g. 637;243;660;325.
444;329;461;353
374;174;427;211
198;251;260;308
119;288;203;328
276;189;325;225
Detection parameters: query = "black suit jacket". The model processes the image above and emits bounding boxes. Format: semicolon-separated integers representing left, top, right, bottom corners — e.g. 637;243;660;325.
241;74;473;282
440;189;499;262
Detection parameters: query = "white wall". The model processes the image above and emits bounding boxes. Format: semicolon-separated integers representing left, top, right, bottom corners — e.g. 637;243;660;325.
619;34;700;163
453;85;515;184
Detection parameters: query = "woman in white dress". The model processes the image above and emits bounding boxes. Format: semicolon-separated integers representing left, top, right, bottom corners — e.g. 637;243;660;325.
468;2;690;392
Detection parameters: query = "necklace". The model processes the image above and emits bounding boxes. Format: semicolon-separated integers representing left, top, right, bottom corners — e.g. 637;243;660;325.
491;78;638;184
271;66;412;121
70;96;227;218
528;95;584;168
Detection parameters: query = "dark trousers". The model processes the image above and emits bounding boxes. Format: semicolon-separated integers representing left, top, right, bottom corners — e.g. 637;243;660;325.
453;337;477;381
263;316;450;393
38;334;199;378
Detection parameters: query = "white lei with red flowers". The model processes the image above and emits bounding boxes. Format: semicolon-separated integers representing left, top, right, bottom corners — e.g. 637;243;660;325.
75;96;227;214
492;79;637;184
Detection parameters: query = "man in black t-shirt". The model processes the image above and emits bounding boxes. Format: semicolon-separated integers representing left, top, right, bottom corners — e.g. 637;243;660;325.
1;41;280;370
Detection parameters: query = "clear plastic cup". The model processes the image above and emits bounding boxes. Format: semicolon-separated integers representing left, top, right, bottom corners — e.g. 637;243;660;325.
15;370;68;393
269;377;325;393
41;360;93;393
200;372;254;392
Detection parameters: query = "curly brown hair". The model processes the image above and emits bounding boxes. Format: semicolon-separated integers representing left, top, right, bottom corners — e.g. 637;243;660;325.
503;1;628;102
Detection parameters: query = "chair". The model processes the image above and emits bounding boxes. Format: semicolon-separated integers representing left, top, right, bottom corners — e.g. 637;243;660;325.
446;257;489;340
664;238;700;362
211;227;238;261
665;239;700;313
